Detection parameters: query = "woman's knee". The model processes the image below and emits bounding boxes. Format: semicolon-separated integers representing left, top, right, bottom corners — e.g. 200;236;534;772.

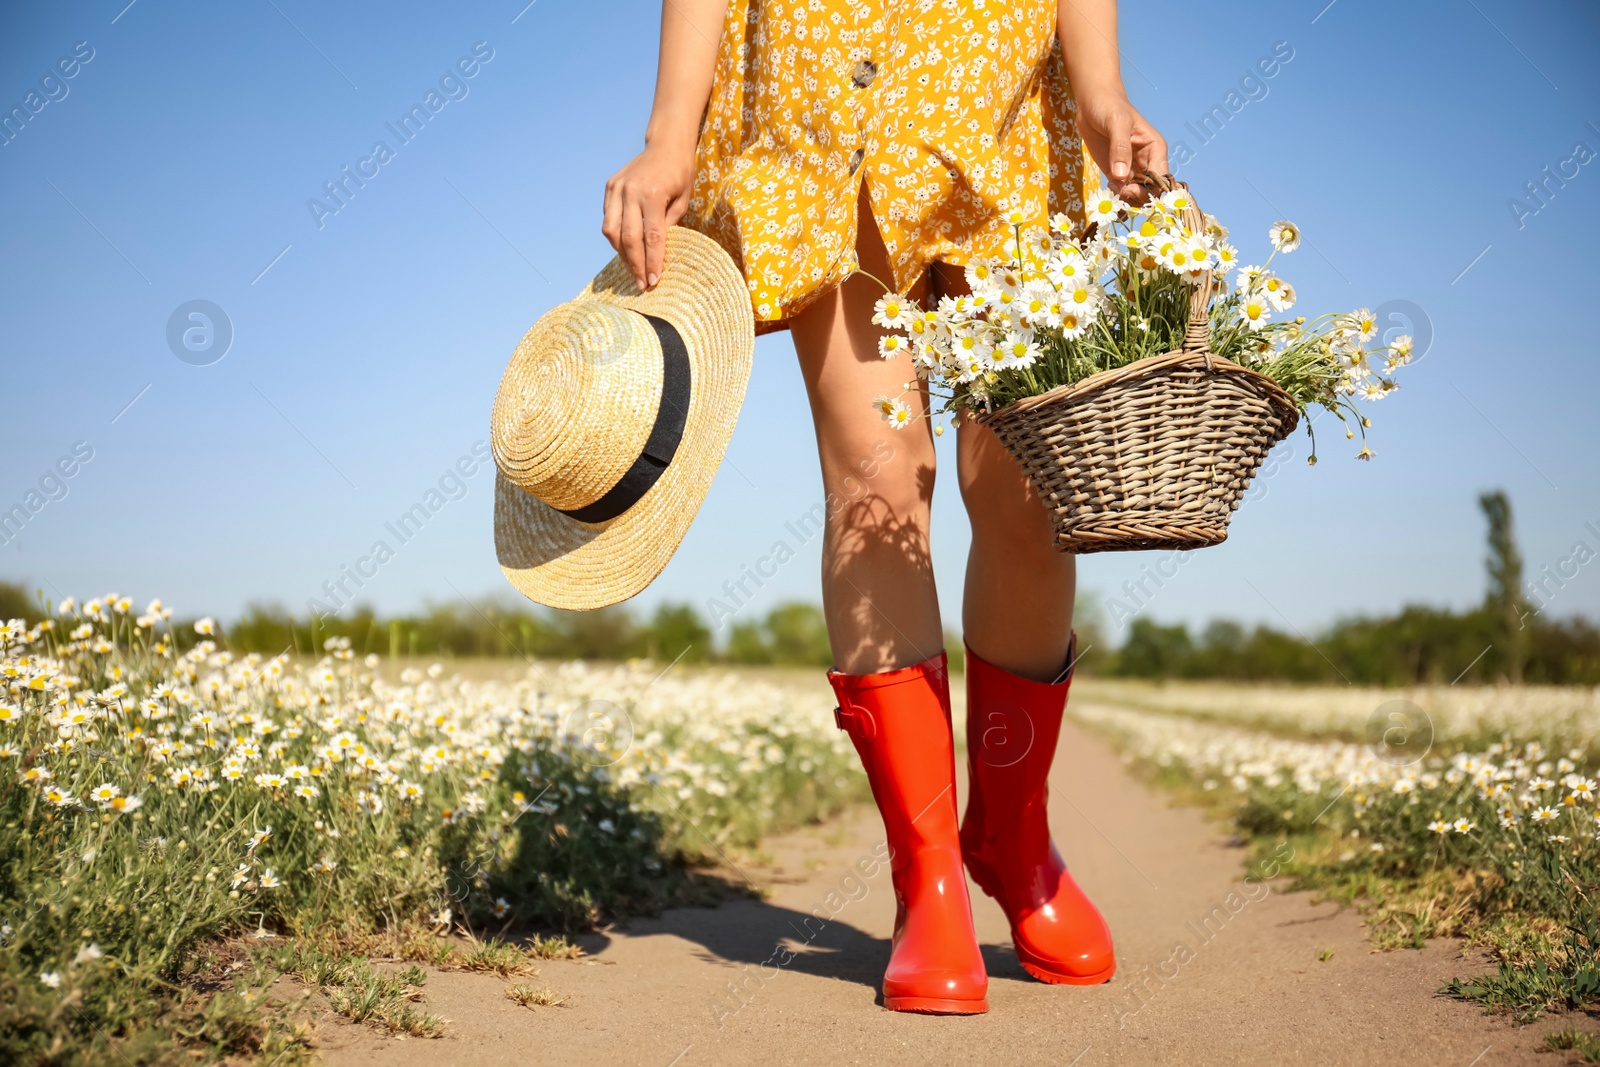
958;426;1054;547
822;424;934;520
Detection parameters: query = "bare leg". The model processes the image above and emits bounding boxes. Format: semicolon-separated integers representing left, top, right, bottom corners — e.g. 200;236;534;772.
790;189;941;674
957;363;1075;684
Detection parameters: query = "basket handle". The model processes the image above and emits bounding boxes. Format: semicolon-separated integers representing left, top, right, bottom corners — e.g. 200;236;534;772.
1136;172;1213;357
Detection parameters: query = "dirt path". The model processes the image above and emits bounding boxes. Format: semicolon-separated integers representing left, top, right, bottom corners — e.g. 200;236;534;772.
317;712;1568;1066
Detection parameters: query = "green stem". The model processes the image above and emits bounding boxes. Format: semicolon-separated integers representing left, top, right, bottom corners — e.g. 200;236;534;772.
849;267;896;296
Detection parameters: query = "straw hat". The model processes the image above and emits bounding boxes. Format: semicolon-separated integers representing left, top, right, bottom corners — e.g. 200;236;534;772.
491;226;754;610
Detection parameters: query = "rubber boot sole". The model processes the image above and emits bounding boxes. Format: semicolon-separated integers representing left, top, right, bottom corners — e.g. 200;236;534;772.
884;995;990;1015
1015;941;1116;986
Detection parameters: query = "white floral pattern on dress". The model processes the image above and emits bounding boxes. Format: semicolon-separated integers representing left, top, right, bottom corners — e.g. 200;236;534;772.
686;0;1099;333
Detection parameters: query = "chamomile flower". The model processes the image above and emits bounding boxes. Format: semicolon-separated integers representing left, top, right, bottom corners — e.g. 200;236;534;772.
950;327;993;364
1261;275;1295;312
1018;283;1055;325
1238;295;1271;330
1269;219;1301;252
995;332;1042;369
1046;250;1091;287
1130;248;1162;279
871;293;911;330
875;395;913;429
1159;188;1196;215
1061;277;1100;313
1058;309;1092;340
1351;308;1378;343
1084;187;1126;226
963;261;995;292
878;333;907;360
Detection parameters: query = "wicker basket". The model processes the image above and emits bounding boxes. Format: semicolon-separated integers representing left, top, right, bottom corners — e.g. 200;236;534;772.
976;179;1300;555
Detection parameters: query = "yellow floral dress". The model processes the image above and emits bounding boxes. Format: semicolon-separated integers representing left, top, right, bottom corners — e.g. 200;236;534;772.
685;0;1100;333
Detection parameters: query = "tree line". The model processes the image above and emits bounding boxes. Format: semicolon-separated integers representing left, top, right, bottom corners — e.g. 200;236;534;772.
2;492;1592;683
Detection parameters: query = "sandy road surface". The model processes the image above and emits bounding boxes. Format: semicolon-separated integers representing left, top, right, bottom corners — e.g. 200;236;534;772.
317;716;1564;1066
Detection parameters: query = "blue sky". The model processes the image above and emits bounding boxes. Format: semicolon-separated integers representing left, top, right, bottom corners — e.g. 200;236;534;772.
2;0;1598;648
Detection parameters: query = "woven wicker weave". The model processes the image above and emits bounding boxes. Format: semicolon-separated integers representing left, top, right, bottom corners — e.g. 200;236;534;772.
977;178;1300;555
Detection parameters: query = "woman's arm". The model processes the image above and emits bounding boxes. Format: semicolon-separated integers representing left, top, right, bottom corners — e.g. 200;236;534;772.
1056;0;1168;203
602;0;729;290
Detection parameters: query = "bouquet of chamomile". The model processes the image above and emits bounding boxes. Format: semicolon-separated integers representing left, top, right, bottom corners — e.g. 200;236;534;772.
869;182;1413;463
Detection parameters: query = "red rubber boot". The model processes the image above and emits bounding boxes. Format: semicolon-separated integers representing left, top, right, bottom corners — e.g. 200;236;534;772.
829;652;989;1015
960;641;1116;985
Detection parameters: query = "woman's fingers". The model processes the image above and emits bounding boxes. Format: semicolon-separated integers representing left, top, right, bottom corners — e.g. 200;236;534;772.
665;186;691;229
641;190;669;289
601;177;624;252
618;187;649;290
1104;104;1134;187
1134;113;1170;184
602;146;695;289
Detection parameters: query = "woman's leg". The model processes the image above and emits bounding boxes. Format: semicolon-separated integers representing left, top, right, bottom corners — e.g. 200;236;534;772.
801;199;988;1014
954;410;1115;987
957;421;1075;680
925;252;1074;683
790;190;942;674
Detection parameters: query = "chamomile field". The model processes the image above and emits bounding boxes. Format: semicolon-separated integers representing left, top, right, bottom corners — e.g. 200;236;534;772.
0;597;867;1063
3;599;1598;1063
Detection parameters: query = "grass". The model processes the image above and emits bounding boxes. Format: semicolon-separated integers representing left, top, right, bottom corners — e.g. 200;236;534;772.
1070;693;1600;1035
266;941;442;1036
458;938;542;977
506;982;571;1009
525;933;585;960
0;600;865;1063
1546;1028;1600;1062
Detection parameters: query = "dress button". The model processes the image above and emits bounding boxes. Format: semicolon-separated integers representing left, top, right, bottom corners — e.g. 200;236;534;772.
851;59;877;89
848;148;864;175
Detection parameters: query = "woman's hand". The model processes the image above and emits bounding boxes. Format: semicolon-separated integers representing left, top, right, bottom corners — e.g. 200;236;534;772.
1055;0;1168;203
602;140;697;291
1074;84;1169;205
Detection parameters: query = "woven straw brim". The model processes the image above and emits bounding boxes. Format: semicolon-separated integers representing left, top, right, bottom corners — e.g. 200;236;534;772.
493;227;754;610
